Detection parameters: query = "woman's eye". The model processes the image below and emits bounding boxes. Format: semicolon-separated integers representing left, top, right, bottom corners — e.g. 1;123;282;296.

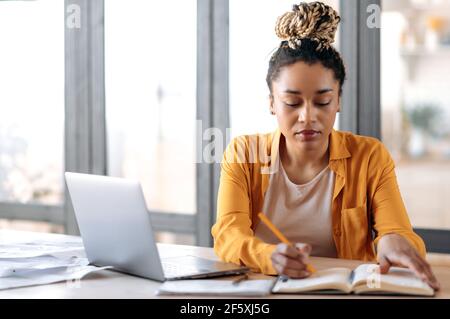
284;102;300;107
316;101;331;106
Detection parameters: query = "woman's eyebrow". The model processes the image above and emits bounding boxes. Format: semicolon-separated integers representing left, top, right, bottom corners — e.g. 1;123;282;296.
283;89;302;95
282;88;333;95
316;88;333;94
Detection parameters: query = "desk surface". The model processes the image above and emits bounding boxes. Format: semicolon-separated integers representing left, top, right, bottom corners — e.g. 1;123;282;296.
0;230;449;299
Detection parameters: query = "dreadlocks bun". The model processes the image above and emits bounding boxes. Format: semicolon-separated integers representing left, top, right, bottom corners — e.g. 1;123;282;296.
275;2;341;51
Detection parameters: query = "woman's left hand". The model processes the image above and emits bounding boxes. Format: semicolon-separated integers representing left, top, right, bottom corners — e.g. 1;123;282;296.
376;233;440;291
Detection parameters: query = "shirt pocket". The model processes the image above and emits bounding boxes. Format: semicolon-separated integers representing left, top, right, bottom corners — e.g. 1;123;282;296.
341;206;369;258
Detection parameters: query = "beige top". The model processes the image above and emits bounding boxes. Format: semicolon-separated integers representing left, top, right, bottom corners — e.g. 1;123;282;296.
255;156;338;258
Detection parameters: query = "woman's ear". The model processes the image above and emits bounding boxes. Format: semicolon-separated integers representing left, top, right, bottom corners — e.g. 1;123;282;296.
269;94;275;115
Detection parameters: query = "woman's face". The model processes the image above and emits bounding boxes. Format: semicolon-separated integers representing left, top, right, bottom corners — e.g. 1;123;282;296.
270;61;341;152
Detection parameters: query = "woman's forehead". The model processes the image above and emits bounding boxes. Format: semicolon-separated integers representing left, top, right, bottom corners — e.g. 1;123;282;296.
273;62;338;93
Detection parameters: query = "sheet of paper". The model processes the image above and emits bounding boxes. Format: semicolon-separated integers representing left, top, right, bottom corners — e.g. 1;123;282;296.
0;264;112;290
0;241;85;259
0;231;113;291
0;256;90;278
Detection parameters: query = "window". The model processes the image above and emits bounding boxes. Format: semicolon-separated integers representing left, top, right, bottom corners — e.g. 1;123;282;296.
105;0;197;216
0;0;64;206
381;0;450;230
0;0;64;232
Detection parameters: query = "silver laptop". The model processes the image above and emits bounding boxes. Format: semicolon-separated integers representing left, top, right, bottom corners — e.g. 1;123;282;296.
64;172;248;282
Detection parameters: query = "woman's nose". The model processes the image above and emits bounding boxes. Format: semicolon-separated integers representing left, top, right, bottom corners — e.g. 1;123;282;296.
297;103;316;123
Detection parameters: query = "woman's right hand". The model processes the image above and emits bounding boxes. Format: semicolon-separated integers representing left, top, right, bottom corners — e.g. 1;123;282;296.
271;243;312;278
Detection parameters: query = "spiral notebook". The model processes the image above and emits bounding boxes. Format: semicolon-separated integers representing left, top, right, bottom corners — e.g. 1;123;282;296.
156;278;275;297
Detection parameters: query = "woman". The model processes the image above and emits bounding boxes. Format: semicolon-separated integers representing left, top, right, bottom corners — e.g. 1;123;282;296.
211;1;440;290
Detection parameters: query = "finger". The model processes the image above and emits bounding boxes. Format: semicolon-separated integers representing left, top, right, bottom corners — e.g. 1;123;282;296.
271;255;307;279
410;256;440;290
295;243;312;255
415;256;438;286
424;266;440;291
412;253;440;290
385;253;437;290
391;254;429;282
413;251;439;284
272;261;309;278
378;255;391;274
280;267;311;279
294;243;312;263
273;262;284;276
271;252;307;271
276;243;301;259
285;269;311;279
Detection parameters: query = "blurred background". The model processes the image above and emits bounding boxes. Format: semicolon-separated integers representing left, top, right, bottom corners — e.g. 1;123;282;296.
0;0;449;250
382;0;450;231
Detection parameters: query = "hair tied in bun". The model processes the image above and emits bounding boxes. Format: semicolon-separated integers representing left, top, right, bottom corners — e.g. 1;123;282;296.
275;1;340;51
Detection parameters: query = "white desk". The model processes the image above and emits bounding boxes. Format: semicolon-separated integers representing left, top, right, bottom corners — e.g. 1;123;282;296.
1;230;449;299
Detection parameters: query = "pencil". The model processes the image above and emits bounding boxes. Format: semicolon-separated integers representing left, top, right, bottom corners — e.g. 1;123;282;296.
258;212;316;274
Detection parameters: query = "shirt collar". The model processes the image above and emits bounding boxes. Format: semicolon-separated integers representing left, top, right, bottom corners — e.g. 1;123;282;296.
329;128;351;161
269;128;351;172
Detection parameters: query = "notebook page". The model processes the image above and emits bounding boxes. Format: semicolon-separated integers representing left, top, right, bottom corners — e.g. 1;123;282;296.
272;268;353;294
351;264;434;296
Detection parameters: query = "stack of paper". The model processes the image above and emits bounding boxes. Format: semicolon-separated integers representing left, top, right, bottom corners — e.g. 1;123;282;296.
0;236;111;290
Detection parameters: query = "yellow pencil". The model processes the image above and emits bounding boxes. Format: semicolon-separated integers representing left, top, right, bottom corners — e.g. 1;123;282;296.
258;212;316;274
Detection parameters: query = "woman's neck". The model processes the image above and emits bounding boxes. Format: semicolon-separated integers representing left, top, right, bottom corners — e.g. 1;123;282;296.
281;135;330;169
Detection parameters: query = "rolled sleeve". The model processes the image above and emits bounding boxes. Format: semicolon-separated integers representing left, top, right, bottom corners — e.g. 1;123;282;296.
370;144;426;257
211;138;277;275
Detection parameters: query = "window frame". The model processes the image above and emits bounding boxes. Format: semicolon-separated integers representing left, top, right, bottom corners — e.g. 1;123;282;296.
196;0;230;247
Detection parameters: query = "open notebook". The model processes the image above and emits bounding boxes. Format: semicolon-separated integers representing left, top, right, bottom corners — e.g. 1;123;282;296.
272;264;435;296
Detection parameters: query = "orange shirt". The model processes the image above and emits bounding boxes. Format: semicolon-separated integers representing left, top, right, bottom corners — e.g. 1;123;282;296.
211;129;426;275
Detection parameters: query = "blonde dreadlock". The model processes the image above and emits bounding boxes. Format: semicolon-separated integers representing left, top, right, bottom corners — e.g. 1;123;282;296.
275;2;341;51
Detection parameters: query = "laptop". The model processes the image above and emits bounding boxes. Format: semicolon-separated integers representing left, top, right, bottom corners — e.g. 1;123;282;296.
64;172;249;282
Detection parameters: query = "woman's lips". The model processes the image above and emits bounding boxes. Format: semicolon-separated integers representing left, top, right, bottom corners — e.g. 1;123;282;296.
299;130;319;135
295;130;321;141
